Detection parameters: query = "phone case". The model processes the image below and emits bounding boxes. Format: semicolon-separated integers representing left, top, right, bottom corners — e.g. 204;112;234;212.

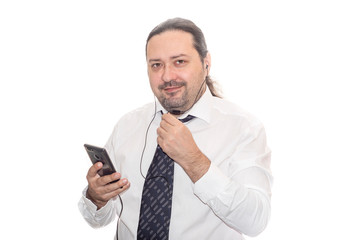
84;144;118;178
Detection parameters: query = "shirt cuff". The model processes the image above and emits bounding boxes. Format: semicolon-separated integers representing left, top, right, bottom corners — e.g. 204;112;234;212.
81;187;113;218
193;163;232;203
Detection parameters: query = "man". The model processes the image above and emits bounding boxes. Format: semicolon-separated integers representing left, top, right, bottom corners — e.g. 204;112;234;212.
79;18;272;240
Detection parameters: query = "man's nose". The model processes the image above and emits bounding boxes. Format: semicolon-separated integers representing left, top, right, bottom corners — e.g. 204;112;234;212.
162;65;177;82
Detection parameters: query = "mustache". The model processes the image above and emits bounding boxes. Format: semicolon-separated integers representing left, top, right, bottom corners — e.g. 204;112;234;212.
158;80;186;90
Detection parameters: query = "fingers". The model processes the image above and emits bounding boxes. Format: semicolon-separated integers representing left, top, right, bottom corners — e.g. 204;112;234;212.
162;113;180;125
103;178;130;198
98;172;121;186
86;163;130;209
87;162;120;185
159;118;172;131
158;114;174;144
94;177;130;203
158;113;182;144
87;162;103;179
159;113;184;135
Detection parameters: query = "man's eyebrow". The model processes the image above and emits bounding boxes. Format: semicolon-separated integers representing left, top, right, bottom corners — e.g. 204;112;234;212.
148;58;161;62
148;54;189;62
170;54;188;59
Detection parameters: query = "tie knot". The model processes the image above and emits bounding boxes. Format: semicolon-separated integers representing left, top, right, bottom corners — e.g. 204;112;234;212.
179;115;195;123
159;111;195;123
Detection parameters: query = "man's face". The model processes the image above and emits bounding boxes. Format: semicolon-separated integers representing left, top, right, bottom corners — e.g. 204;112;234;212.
146;30;210;113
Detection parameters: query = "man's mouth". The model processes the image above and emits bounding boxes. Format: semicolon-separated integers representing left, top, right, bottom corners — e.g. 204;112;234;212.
164;86;182;93
159;80;186;95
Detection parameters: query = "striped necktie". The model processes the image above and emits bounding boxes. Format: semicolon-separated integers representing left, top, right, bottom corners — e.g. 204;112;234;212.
137;115;195;240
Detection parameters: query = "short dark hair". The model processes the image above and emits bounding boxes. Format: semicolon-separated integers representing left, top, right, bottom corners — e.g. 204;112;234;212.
146;18;222;98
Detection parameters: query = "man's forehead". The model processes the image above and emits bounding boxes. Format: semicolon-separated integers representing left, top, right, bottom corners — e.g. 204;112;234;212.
146;31;196;60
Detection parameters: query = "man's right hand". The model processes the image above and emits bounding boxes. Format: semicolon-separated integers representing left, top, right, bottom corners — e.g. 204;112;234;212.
86;162;130;210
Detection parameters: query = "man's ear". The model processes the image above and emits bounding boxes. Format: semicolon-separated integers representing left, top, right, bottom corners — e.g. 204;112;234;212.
204;52;211;72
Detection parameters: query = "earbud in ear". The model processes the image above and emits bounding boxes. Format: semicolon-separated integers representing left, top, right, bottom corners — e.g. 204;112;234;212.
206;64;208;69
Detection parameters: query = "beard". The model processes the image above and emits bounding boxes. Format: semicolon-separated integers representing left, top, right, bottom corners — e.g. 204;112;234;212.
158;80;190;111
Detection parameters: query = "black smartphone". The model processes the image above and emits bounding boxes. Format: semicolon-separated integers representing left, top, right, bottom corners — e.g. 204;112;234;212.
84;144;119;183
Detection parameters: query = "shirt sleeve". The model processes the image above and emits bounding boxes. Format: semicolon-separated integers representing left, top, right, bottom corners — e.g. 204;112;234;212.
193;124;272;237
78;187;120;228
78;120;124;228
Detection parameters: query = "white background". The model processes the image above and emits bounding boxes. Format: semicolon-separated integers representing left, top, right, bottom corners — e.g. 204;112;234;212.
1;0;359;239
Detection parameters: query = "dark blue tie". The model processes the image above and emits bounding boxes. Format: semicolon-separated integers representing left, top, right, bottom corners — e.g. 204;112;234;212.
137;115;195;240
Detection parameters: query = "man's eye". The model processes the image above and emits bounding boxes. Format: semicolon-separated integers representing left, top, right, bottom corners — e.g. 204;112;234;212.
175;60;185;65
151;63;162;68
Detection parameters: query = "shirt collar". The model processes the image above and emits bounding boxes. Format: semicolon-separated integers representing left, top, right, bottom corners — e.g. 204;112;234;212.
155;87;213;124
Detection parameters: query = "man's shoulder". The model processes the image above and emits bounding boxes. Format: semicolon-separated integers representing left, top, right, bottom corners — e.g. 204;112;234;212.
117;102;155;124
211;97;263;127
105;102;156;147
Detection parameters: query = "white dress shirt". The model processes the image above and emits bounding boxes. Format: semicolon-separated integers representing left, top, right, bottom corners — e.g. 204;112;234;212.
78;87;272;240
